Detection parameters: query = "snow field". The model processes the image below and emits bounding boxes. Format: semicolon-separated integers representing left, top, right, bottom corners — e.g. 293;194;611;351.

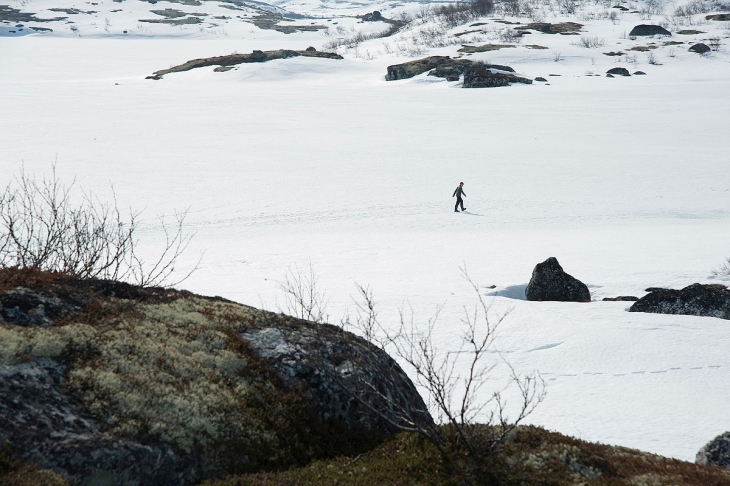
2;0;730;462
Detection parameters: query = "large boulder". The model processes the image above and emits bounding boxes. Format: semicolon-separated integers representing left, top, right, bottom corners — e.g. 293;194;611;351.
629;283;730;319
697;432;730;468
689;43;711;54
0;269;430;485
240;322;431;434
525;257;591;302
629;24;671;36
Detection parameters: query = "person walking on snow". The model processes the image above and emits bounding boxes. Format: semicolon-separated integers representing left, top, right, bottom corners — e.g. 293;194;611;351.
453;182;466;212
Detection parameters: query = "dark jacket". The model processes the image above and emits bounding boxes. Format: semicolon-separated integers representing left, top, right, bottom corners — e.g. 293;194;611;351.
453;186;466;198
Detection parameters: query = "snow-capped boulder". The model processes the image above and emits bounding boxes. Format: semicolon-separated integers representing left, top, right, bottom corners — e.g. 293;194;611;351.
629;24;671;36
525;257;591;302
696;432;730;468
629;283;730;319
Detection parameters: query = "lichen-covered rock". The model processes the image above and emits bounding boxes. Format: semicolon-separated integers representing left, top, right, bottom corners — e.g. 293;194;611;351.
0;269;430;485
525;257;591;302
241;323;431;434
629;283;730;319
0;360;200;485
697;432;730;468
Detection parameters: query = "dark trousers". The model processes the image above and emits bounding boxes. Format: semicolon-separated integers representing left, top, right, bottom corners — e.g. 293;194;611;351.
455;197;465;211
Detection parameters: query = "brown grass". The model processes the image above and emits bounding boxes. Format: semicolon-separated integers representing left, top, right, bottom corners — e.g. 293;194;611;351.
198;426;730;486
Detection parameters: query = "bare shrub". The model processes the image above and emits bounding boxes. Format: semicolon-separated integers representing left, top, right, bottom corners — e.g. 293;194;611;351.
0;165;198;287
278;264;545;473
647;51;661;64
435;0;495;28
556;0;577;15
708;36;722;51
500;28;523;43
339;271;545;471
553;51;563;61
322;16;412;52
279;263;329;323
573;35;606;47
712;258;730;276
674;0;729;17
499;0;522;16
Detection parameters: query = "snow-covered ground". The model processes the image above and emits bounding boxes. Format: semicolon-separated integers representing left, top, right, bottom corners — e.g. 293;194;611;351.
2;0;730;463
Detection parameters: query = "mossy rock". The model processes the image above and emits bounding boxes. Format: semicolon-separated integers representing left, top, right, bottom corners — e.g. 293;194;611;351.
0;269;427;485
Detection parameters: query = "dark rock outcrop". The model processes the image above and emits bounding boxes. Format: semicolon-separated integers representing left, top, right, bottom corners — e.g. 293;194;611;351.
607;67;631;76
633;70;646;75
362;10;383;21
629;283;730;319
602;296;639;301
463;67;533;88
525;257;591;302
149;49;343;78
629;24;671;36
706;13;730;21
689;42;711;54
385;56;521;87
697;432;730;468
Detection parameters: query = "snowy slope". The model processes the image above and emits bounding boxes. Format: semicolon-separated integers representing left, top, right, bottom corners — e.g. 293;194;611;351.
2;0;730;463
